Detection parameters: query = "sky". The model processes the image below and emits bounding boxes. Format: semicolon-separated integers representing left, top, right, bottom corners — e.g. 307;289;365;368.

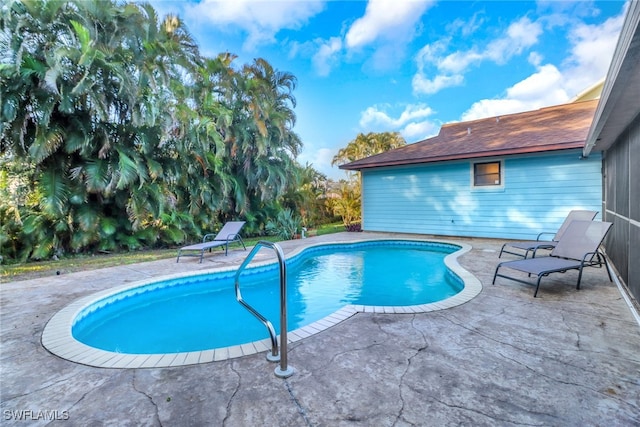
148;0;628;180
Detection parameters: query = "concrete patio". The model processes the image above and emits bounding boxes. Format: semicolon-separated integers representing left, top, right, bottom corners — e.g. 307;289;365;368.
1;232;639;426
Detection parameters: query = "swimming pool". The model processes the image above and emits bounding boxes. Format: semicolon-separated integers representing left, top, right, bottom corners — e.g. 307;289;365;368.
42;238;482;368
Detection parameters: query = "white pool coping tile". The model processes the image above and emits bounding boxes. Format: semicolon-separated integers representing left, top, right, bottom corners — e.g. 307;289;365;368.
184;351;201;366
253;339;271;353
41;237;482;368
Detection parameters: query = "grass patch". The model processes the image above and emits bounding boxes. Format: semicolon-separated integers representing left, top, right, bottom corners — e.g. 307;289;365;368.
1;223;345;283
315;222;346;236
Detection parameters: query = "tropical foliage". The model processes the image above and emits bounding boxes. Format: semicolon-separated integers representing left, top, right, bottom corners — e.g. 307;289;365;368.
0;0;328;262
265;208;302;241
280;163;334;228
332;132;406;170
330;132;406;227
329;179;361;229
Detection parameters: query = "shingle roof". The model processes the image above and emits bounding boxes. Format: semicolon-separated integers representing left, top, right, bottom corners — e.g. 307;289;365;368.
341;99;598;170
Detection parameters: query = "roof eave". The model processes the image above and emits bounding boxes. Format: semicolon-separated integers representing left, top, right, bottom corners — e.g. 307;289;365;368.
584;1;640;156
340;143;585;171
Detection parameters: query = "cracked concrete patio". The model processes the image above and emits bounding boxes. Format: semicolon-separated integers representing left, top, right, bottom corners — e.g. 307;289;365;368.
1;232;639;426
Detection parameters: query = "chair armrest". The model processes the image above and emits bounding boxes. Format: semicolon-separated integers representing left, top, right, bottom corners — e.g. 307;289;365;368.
582;251;599;265
536;232;555;241
202;234;216;242
224;233;238;242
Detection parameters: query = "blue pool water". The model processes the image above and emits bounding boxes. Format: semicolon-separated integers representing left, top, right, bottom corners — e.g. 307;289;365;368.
72;241;462;354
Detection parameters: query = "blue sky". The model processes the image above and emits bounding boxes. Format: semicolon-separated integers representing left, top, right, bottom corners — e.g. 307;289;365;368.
149;0;627;179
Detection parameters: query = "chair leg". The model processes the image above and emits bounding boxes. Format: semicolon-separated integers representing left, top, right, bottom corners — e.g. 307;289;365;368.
533;275;543;297
498;244;506;258
576;265;584;290
492;265;501;284
601;254;612;281
177;250;181;263
199;250;204;263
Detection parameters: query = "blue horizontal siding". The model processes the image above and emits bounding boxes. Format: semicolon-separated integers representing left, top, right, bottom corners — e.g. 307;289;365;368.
361;150;602;240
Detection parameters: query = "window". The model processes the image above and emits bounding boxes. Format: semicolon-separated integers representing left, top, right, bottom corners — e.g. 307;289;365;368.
473;161;501;186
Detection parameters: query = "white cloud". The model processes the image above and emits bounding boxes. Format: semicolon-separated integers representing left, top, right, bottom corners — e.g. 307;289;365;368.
446;12;485;38
412;40;466;94
304;0;433;76
536;0;602;23
506;64;566;101
336;0;435;74
459;10;624;121
561;12;625;97
345;0;433;49
528;51;543;67
312;37;343;76
485;16;542;63
184;0;325;50
437;50;484;74
298;147;344;179
401;120;439;140
360;103;433;128
461;64;567;121
413;39;447;65
412;73;464;95
413;16;543;96
288;40;314;59
461;99;528;123
359;103;437;141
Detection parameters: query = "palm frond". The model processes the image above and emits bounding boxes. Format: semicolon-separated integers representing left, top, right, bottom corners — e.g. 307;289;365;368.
37;168;69;217
28;126;63;164
115;148;140;189
83;160;109;192
75;204;100;232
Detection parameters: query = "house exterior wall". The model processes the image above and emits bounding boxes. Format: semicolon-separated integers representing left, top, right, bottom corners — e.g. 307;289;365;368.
361;149;602;240
602;114;640;300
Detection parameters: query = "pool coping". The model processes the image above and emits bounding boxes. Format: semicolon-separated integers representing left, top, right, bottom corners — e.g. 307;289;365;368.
41;237;482;369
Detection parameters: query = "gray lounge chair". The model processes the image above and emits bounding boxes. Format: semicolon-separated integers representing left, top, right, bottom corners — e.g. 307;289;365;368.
499;210;598;259
177;221;247;263
493;220;612;297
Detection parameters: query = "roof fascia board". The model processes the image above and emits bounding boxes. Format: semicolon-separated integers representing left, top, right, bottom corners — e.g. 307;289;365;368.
584;1;640;156
340;144;584;171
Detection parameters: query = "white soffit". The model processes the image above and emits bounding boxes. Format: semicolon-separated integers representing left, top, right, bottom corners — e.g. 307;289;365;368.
584;1;640;156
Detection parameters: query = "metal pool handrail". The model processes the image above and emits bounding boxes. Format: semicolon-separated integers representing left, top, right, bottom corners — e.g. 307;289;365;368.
234;241;295;378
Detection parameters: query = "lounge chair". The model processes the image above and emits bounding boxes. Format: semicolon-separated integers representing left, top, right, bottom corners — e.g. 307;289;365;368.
499;210;598;259
177;221;247;263
492;220;612;297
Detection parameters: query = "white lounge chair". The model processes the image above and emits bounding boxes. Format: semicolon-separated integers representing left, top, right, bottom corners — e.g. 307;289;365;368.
177;221;246;263
493;220;612;297
499;210;598;259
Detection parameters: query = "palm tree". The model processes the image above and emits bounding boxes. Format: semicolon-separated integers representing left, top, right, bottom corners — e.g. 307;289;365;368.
207;56;302;222
329;132;406;228
1;0;201;258
281;163;331;227
332;132;406;168
329;179;361;229
1;0;306;260
171;54;236;229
